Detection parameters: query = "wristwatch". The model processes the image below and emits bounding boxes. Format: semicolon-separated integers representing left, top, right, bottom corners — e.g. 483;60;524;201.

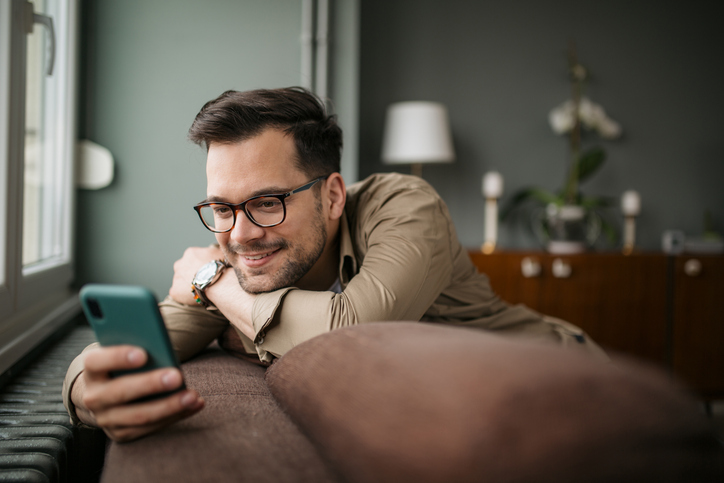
191;259;228;307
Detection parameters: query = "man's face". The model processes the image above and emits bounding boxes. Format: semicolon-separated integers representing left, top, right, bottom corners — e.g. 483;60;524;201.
205;129;329;294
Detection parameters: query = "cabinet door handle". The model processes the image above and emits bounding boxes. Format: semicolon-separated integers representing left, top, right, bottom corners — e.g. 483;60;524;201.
684;259;702;277
521;257;541;278
552;258;572;278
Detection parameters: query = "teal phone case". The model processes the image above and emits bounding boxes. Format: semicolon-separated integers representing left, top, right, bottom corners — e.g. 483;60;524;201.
79;284;182;377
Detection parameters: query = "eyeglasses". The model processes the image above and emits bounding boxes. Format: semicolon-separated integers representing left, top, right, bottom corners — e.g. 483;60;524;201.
194;175;329;233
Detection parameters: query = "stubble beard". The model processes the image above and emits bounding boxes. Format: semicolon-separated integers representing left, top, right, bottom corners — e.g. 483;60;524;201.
224;207;328;295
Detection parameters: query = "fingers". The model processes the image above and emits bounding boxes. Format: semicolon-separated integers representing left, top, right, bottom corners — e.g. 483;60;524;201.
97;389;205;443
170;247;215;305
83;365;185;409
169;246;226;305
83;345;147;382
78;344;205;442
169;269;197;306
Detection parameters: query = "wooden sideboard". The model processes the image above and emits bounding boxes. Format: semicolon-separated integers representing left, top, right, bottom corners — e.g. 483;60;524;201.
468;250;724;399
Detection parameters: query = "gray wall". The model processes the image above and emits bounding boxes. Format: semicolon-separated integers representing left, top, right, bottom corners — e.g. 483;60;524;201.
75;0;306;297
359;0;724;251
76;0;724;296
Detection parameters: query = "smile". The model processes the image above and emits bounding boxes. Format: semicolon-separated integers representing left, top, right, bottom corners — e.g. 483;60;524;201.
237;247;282;267
244;251;275;260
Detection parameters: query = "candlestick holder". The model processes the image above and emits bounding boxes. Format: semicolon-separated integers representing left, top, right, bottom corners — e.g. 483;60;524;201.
482;172;503;254
621;190;641;255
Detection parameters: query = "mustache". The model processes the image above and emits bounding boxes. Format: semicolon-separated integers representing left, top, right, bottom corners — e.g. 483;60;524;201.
224;239;289;255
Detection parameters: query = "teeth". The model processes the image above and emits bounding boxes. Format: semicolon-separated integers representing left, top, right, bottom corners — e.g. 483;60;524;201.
245;252;272;260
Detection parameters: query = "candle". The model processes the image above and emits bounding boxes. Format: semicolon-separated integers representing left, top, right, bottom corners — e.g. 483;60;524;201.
621;190;641;216
482;171;504;199
483;199;498;254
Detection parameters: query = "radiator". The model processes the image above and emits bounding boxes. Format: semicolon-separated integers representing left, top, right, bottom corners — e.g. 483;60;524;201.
0;324;105;483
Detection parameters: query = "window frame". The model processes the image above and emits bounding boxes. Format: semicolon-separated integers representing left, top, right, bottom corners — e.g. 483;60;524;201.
0;0;80;375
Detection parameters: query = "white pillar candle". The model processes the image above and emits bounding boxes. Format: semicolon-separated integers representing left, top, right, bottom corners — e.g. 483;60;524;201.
483;199;498;253
482;171;504;199
621;190;641;216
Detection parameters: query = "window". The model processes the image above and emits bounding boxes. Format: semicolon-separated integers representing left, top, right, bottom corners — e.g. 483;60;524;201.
24;0;63;269
0;0;79;373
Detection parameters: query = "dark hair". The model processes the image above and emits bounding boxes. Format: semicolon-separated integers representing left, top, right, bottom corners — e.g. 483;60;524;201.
188;87;342;177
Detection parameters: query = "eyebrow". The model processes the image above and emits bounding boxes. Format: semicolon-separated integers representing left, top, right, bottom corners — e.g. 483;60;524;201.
198;185;293;205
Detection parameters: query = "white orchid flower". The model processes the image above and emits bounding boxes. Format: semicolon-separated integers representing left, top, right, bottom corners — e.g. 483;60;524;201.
596;117;622;139
548;96;622;139
578;97;605;128
549;100;576;134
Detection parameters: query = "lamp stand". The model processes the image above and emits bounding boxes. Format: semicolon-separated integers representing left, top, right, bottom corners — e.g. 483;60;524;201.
410;163;423;178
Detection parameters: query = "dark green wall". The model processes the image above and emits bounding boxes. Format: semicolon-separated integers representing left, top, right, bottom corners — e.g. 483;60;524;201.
359;0;724;250
74;0;723;298
75;0;304;296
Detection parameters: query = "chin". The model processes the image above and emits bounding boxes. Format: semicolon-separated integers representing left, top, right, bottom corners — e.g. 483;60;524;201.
232;266;285;294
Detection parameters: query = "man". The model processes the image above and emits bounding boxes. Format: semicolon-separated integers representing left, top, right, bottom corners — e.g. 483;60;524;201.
63;87;603;442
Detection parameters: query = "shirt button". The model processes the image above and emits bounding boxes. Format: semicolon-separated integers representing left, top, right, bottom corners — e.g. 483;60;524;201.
257;337;264;344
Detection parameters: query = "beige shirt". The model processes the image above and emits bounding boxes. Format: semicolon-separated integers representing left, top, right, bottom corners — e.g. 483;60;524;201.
63;173;602;422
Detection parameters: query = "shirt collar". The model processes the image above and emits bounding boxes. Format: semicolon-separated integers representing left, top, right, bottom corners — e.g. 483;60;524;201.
337;210;357;287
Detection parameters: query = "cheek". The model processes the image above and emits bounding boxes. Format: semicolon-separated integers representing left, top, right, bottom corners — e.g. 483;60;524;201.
279;219;309;244
215;233;228;246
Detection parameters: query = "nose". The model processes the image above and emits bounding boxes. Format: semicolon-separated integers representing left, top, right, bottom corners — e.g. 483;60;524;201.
229;209;266;245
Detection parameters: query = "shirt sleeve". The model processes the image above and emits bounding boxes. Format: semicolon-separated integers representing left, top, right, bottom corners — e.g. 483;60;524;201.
251;184;455;361
158;296;231;362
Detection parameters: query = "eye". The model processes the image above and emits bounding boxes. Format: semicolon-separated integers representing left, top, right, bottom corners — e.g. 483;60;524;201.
213;205;232;217
252;198;282;212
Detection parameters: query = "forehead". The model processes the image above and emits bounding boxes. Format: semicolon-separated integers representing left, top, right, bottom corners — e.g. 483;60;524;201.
205;129;306;201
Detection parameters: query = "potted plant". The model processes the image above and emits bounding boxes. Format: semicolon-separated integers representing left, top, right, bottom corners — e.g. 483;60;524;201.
502;44;622;254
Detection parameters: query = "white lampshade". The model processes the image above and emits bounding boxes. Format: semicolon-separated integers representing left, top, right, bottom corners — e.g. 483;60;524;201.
381;102;455;165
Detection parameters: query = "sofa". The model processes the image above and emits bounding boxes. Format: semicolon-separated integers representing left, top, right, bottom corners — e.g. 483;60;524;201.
97;322;723;482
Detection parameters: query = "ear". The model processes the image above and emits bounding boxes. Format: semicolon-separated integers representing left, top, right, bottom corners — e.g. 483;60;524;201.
324;173;346;221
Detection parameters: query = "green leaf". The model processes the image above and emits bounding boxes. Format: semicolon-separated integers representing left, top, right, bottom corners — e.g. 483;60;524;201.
577;147;606;184
600;217;618;243
579;195;615;209
528;187;561;205
500;187;559;219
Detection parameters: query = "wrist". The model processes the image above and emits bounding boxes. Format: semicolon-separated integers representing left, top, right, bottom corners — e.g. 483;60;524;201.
192;259;229;308
203;267;235;305
70;372;96;426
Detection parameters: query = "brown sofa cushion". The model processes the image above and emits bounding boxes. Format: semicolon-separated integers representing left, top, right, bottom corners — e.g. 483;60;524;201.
266;322;723;483
101;346;340;483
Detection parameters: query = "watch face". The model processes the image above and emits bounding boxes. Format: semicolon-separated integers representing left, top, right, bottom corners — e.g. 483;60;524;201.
195;261;219;285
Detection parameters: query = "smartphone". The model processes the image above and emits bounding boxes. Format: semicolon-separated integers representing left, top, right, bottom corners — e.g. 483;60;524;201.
79;284;185;397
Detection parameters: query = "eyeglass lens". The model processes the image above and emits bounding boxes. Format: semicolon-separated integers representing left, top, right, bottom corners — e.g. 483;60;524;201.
199;197;284;231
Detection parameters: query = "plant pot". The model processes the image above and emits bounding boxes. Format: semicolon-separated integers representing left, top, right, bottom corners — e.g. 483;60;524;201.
532;204;601;254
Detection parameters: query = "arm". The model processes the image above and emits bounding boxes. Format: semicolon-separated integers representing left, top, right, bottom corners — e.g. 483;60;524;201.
168;246;257;343
196;183;456;361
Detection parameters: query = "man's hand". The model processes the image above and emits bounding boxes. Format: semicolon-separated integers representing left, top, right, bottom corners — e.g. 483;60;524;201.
170;245;257;342
73;345;204;443
170;246;225;305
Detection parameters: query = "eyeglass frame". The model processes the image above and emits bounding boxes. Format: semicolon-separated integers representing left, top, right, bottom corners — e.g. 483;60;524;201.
193;174;331;233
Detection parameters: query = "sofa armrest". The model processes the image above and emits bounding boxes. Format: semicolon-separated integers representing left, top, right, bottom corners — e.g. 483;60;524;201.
266;322;723;483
